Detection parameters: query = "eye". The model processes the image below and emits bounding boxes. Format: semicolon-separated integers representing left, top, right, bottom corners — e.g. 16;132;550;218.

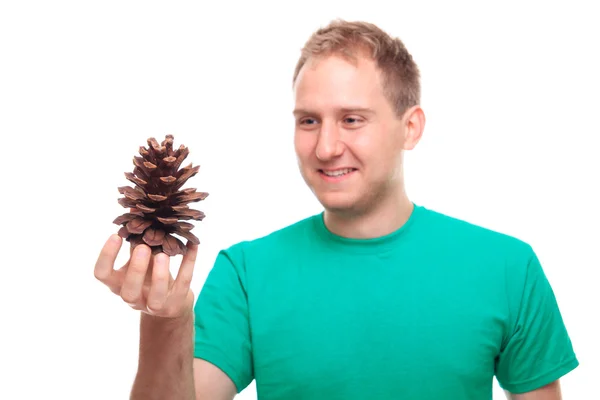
343;116;364;126
299;118;318;125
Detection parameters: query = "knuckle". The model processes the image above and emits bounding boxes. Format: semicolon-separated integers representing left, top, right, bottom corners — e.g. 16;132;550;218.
179;276;192;287
147;298;165;312
129;262;148;275
120;290;140;304
94;270;108;281
164;305;179;317
109;286;121;296
152;272;169;284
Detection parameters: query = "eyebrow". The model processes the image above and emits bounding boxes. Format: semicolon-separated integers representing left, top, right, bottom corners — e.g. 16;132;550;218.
292;107;375;116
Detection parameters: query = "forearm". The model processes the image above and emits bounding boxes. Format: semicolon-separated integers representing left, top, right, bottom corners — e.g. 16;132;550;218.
130;310;195;400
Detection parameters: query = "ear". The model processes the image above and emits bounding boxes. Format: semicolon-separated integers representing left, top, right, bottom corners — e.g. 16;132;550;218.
402;105;425;150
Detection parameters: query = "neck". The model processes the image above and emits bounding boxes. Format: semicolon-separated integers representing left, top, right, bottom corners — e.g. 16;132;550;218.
323;188;414;239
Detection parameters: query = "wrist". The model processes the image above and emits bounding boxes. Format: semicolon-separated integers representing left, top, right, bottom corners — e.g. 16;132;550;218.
142;305;194;328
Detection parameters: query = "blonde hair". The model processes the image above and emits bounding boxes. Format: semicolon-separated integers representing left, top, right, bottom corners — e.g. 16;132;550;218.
293;19;420;117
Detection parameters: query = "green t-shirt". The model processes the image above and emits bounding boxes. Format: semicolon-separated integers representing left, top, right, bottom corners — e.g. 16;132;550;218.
193;204;578;399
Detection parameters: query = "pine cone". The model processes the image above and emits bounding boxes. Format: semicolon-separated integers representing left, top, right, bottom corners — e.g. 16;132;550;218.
113;134;208;256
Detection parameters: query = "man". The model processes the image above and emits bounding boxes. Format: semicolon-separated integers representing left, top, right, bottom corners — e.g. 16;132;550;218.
95;20;578;399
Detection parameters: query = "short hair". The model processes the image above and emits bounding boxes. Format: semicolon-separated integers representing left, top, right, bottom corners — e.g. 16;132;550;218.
292;19;421;117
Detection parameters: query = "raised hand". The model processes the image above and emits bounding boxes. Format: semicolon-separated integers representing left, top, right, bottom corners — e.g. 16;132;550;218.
94;234;198;318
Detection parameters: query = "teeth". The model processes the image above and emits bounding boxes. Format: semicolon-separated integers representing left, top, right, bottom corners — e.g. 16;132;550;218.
323;168;354;177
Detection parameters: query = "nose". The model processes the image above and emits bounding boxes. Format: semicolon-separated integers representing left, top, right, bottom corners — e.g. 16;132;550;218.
315;121;343;161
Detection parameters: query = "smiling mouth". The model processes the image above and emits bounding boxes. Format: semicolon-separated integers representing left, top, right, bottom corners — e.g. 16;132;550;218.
318;168;357;177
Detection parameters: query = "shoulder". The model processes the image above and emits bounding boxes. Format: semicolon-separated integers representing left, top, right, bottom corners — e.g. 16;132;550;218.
419;206;542;309
419;205;535;261
217;213;320;264
417;206;539;286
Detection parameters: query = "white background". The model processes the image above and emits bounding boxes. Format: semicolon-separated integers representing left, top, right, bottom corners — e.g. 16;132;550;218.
1;1;598;399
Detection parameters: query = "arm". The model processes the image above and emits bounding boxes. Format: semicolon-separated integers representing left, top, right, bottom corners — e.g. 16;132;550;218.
94;235;237;400
505;380;562;400
130;311;237;400
131;312;196;399
194;359;238;400
495;248;576;397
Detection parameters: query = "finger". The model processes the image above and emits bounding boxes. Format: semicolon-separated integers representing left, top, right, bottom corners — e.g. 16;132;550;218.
120;244;151;306
117;250;154;285
94;234;123;289
146;253;171;313
169;242;198;303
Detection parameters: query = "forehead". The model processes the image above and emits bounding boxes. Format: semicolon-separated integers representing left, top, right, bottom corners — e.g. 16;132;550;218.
293;54;385;112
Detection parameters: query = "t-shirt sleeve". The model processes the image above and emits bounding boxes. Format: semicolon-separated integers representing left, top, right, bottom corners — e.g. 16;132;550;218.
193;244;253;393
495;248;578;393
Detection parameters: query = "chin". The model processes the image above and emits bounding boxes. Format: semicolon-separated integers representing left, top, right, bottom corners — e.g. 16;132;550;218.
314;191;360;214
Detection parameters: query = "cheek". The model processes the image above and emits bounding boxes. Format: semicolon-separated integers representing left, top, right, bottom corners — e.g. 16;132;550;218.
347;132;381;167
348;129;400;173
294;132;315;162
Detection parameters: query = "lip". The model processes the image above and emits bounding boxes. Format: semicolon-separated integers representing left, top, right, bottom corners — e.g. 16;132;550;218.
318;167;357;183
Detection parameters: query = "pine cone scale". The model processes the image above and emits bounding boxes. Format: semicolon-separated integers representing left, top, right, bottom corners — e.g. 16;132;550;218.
174;209;205;220
172;149;190;171
118;226;129;238
124;172;148;188
112;213;138;225
126;218;152;234
118;197;137;208
177;192;209;203
133;167;152;184
143;228;166;246
173;227;200;245
157;216;178;224
148;194;168;202
162;234;186;256
143;161;158;171
175;221;194;231
119;186;146;201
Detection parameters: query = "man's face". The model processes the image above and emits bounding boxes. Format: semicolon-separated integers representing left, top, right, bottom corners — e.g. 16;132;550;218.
293;53;412;215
